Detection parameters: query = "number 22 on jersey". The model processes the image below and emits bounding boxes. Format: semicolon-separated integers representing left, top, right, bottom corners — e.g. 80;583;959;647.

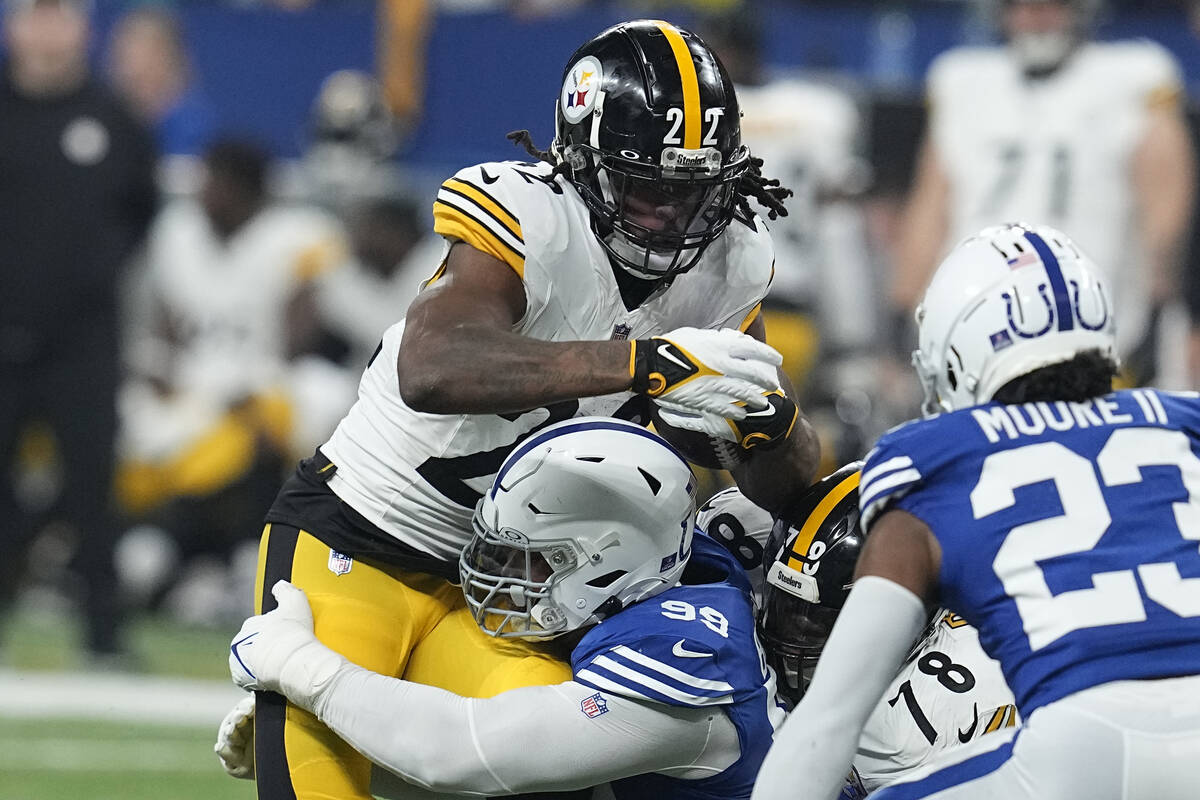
972;428;1200;650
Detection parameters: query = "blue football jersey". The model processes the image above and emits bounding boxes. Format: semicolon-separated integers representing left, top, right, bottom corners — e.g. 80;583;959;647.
859;389;1200;715
571;532;786;800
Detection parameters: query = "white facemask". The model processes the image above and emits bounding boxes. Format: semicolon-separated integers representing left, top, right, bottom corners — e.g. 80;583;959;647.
1009;30;1076;74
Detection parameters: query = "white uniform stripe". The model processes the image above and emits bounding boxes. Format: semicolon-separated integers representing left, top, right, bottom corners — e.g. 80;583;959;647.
859;468;922;516
1147;390;1168;424
610;645;735;693
591;655;733;706
435;190;526;255
861;456;915;490
1133;390;1157;423
575;669;655;702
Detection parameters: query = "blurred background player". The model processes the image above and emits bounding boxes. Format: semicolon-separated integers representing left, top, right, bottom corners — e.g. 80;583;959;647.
312;196;444;370
224;417;791;800
755;223;1200;800
698;13;878;470
0;0;157;663
246;19;817;800
117;137;345;623
894;0;1195;388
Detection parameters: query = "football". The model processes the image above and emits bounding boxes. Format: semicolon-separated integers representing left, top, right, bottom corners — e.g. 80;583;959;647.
649;404;748;472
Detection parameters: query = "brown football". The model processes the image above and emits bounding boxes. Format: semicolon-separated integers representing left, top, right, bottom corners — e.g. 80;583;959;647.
649;404;747;471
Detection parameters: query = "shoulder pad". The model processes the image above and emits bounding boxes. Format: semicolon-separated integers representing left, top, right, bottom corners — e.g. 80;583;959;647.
697;487;773;592
434;161;563;279
860;419;936;530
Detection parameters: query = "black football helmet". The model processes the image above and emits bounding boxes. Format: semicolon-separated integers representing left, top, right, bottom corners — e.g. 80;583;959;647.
550;20;750;280
758;461;865;707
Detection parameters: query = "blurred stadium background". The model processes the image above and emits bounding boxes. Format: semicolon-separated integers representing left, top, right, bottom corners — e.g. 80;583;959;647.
1;0;1198;796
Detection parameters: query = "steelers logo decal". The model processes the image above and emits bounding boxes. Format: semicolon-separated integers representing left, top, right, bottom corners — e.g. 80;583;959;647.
561;56;602;124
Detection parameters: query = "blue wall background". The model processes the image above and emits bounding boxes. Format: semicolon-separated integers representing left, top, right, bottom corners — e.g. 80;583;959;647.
74;1;1200;171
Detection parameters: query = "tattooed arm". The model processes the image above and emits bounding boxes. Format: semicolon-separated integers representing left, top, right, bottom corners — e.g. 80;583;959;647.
397;242;636;415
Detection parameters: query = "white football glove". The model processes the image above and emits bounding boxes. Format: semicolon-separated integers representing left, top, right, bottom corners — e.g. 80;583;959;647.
631;327;782;420
228;580;346;710
214;695;256;780
656;389;799;449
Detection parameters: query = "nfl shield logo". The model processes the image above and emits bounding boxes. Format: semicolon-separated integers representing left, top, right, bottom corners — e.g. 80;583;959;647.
989;329;1014;352
328;549;353;576
610;323;632;341
580;693;609;718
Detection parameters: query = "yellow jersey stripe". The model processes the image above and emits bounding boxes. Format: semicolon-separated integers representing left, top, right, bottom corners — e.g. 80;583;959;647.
655;21;701;149
786;471;862;570
738;303;762;332
442;179;523;242
433;204;525;278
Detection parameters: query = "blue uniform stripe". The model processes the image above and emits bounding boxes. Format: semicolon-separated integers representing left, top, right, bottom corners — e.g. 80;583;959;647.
872;731;1019;800
492;419;689;497
1024;231;1073;332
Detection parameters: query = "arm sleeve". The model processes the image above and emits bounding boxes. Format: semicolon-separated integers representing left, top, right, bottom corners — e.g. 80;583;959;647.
751;576;928;800
311;667;738;795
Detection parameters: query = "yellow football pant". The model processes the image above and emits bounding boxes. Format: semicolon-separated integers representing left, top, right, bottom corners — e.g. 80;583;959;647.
253;523;572;800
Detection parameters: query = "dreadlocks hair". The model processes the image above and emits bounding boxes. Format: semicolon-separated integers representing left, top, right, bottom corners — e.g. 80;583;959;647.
506;131;793;219
507;130;569;176
738;155;792;221
991;349;1118;405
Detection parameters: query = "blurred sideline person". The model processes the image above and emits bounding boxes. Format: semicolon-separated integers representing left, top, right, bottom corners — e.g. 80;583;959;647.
244;20;819;800
223;418;796;799
895;0;1194;388
0;0;157;660
118;138;344;617
105;6;216;158
754;223;1200;800
702;468;1017;793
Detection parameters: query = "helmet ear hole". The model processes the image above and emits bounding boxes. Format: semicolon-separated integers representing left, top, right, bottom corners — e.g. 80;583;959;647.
945;362;958;391
585;569;628;588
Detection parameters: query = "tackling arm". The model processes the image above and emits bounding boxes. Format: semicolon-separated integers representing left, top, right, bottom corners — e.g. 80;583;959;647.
751;510;940;800
229;582;735;795
313;669;734;795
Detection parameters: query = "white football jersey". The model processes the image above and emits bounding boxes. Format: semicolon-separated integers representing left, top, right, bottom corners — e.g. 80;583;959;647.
321;160;774;560
928;39;1183;356
736;79;873;350
696;485;775;606
854;611;1017;792
145;201;345;406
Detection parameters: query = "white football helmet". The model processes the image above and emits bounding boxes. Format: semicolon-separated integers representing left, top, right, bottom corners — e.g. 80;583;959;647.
985;0;1103;74
460;417;697;639
913;222;1115;416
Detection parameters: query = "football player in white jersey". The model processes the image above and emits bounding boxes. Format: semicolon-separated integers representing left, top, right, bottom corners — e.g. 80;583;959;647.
245;20;820;800
222;418;792;800
894;0;1194;385
703;466;1017;792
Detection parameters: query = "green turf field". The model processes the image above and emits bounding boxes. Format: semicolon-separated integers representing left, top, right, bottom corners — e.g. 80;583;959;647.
0;605;254;799
0;718;256;800
2;604;235;678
